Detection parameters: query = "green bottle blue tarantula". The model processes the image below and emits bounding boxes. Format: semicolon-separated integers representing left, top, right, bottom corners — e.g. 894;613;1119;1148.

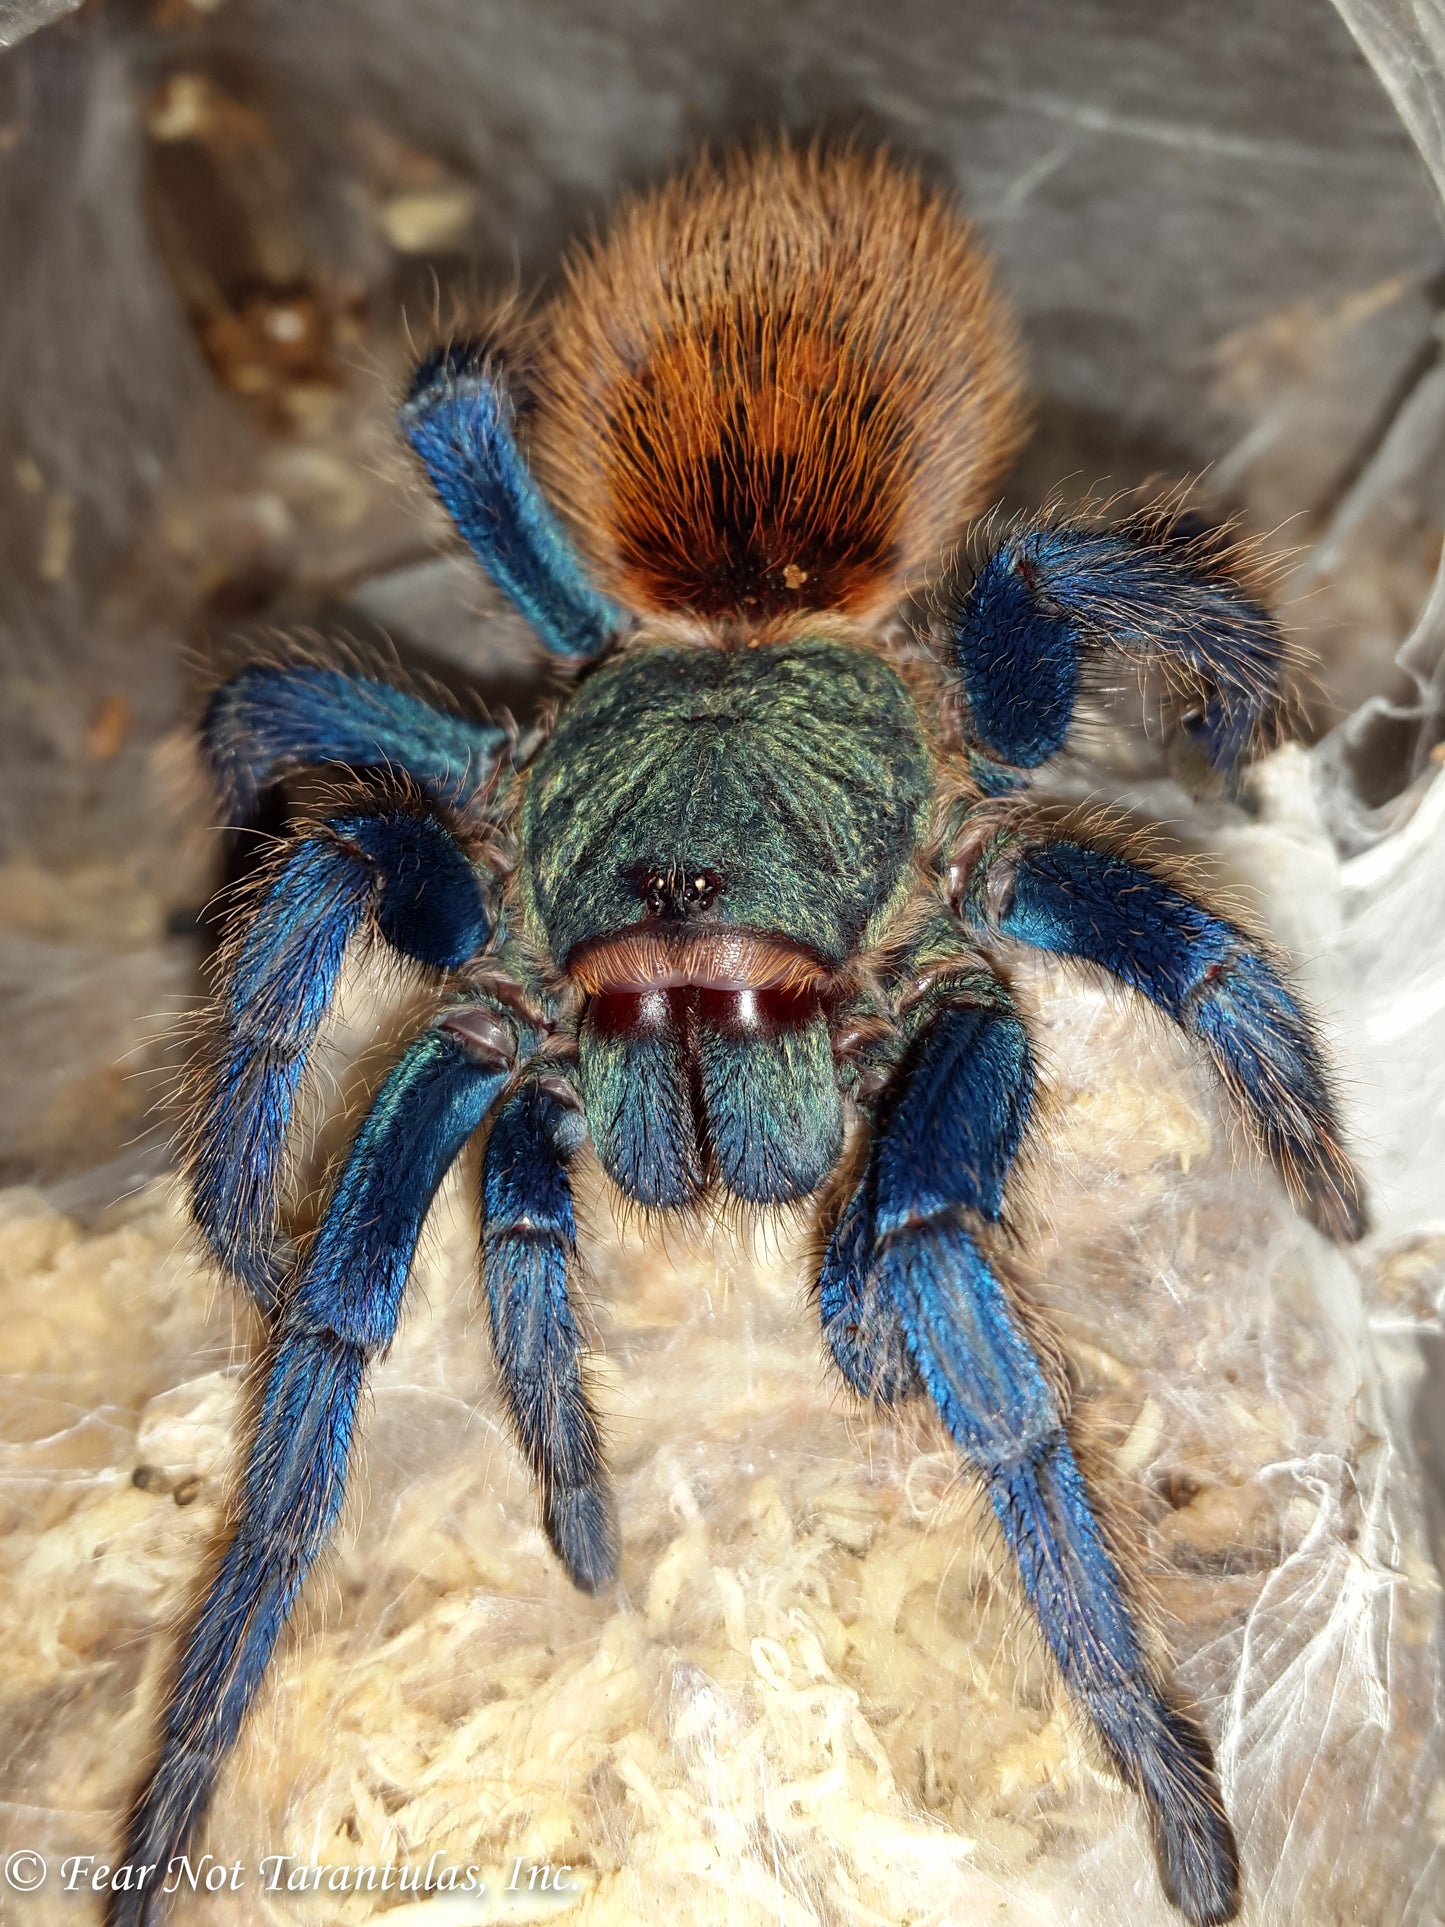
116;143;1366;1926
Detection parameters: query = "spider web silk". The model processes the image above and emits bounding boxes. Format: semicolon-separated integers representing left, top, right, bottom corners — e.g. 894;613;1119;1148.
1328;0;1445;808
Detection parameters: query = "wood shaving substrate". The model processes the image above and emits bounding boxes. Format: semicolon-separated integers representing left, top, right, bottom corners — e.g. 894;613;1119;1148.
1;978;1440;1927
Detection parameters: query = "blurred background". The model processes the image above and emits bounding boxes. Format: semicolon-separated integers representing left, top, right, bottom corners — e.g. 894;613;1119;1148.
0;3;1442;1917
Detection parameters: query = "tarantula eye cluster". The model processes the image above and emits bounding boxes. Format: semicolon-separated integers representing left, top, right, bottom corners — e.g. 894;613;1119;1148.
114;141;1366;1927
637;865;724;920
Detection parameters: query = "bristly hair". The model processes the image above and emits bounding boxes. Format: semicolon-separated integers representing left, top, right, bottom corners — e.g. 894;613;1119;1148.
529;140;1025;631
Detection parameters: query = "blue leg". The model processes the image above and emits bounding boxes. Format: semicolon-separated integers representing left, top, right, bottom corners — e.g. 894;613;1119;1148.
696;1012;844;1205
960;830;1366;1240
204;663;511;822
820;985;1030;1402
946;515;1283;781
482;1078;618;1591
191;811;488;1311
578;1013;705;1209
822;982;1241;1926
113;1016;513;1927
401;344;624;659
819;1167;917;1404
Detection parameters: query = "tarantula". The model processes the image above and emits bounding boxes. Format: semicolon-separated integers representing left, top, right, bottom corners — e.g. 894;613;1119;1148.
115;143;1365;1927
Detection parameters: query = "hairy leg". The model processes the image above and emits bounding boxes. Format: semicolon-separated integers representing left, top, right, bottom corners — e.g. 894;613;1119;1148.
578;1010;704;1209
820;964;1027;1403
191;808;488;1312
697;1002;843;1205
944;511;1282;784
401;344;623;660
204;663;510;823
821;962;1241;1926
113;1013;513;1926
482;1076;618;1591
956;821;1366;1240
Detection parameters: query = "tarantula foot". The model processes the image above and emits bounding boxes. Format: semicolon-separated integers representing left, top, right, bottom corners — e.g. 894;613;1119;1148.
1084;1680;1240;1925
544;1482;619;1593
1132;1708;1243;1927
402;336;491;411
1296;1157;1368;1244
1155;1809;1242;1927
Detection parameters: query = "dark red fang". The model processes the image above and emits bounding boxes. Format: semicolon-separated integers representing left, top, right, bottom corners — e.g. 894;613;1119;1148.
586;981;823;1045
696;981;820;1039
584;988;672;1041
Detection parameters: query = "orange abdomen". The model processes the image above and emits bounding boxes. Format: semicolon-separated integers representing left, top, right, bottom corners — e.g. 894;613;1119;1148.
530;142;1024;630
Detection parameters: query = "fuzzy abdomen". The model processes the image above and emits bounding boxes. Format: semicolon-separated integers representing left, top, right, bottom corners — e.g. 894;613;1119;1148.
531;144;1023;628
